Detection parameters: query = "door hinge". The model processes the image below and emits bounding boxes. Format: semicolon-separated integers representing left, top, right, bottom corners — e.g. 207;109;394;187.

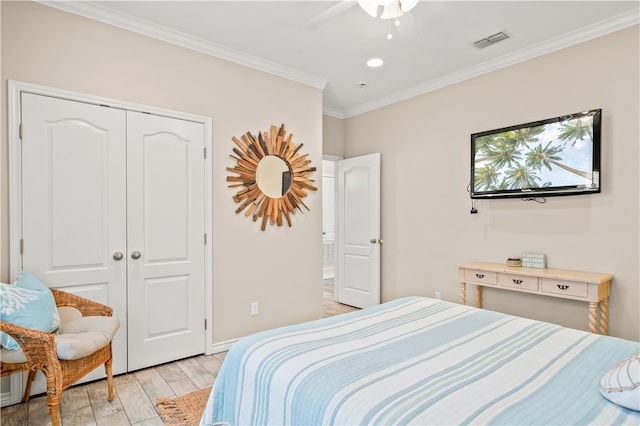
204;319;208;330
204;233;207;244
20;239;24;254
204;147;207;159
19;123;23;140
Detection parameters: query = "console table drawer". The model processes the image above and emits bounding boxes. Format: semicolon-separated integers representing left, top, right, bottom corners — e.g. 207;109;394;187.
464;270;497;285
499;273;539;291
542;279;588;298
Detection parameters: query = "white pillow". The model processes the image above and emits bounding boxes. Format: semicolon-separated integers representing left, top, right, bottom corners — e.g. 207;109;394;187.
599;354;640;411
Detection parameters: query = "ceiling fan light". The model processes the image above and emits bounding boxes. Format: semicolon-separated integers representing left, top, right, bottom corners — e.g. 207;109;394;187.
358;0;380;17
400;0;420;13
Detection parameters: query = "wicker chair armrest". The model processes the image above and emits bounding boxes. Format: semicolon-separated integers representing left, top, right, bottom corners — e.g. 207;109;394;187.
50;289;113;317
0;321;59;367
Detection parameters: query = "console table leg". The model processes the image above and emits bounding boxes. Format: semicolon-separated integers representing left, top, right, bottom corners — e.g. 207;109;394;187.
600;298;609;335
475;286;483;309
588;302;599;334
460;282;466;305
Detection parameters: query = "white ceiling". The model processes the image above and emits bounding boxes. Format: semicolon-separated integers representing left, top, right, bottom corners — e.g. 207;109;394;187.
44;1;639;118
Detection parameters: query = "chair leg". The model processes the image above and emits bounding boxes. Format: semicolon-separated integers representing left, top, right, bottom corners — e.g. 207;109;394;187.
22;370;37;403
48;402;62;426
44;365;63;426
105;357;115;401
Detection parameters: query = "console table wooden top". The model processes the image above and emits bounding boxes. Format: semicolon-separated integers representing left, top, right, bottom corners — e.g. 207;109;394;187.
457;261;612;335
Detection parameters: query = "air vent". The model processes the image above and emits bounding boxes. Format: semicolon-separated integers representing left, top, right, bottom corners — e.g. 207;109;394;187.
473;31;510;49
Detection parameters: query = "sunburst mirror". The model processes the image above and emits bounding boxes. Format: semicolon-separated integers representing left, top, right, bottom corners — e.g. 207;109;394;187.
227;124;317;230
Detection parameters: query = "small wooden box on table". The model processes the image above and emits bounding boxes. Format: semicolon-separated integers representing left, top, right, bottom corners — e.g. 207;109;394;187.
457;261;612;335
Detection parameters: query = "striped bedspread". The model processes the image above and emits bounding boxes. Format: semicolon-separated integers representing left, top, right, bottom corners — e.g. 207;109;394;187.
202;297;640;425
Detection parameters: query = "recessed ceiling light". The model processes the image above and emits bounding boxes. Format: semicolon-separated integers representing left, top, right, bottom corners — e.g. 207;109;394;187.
366;58;384;68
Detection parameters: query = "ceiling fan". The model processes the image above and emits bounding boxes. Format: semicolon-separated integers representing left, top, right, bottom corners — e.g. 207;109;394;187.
358;0;420;19
305;0;420;29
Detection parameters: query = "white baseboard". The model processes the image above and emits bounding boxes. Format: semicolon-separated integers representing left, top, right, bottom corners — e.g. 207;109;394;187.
210;338;239;354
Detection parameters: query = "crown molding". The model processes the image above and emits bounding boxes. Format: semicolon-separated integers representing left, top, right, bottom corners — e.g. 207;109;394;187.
342;8;640;118
37;1;328;90
322;106;347;120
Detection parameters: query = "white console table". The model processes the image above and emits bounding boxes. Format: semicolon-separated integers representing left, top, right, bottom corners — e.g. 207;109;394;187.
458;261;613;335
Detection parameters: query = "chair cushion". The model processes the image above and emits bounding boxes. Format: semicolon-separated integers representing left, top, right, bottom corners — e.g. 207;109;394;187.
0;346;27;364
0;272;61;350
55;316;120;360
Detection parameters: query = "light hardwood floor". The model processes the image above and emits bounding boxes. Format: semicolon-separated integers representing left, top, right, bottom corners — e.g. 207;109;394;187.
1;281;357;425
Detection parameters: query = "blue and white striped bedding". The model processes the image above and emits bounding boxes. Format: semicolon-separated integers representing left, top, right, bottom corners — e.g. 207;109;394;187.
202;297;640;425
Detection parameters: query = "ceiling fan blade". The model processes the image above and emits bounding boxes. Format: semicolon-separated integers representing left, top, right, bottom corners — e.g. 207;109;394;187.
305;1;357;29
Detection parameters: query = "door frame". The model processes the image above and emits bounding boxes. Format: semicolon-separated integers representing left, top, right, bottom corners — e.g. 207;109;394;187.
6;80;214;404
322;155;342;299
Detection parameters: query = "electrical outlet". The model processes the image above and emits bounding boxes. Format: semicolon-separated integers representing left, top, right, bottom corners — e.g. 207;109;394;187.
250;302;259;316
435;291;442;300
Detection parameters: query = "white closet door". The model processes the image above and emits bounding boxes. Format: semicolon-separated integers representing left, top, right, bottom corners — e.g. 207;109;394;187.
126;111;206;370
21;93;128;375
20;93;207;379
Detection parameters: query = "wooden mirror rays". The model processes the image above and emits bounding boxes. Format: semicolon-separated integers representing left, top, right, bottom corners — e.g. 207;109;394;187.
227;124;317;230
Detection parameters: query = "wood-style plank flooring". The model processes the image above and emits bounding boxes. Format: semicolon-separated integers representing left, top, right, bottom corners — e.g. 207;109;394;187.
1;280;357;425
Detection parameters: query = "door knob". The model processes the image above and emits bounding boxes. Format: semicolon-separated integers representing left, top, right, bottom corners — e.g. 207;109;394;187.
113;252;124;261
131;251;141;260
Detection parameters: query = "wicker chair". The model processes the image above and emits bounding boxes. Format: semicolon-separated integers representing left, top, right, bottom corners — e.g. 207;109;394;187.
1;288;118;426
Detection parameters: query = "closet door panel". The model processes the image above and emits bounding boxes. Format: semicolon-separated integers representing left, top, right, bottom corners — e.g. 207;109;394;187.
143;134;189;262
21;93;128;378
126;111;206;371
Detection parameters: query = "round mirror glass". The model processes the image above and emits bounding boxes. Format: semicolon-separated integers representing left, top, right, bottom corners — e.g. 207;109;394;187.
256;155;292;198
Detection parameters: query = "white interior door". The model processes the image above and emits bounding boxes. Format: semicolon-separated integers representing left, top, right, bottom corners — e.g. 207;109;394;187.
20;93;129;379
336;153;381;308
126;112;206;371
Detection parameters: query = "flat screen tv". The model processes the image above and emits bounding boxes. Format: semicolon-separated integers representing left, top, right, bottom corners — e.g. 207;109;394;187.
470;109;601;199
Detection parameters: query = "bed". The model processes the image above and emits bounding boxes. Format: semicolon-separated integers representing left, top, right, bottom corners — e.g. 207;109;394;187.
201;297;639;425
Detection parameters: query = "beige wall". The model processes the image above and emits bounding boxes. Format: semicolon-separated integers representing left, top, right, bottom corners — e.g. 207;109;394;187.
322;115;345;157
344;25;640;341
1;2;323;346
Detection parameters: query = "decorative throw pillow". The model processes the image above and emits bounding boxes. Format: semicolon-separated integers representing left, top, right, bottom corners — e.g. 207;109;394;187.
0;272;61;350
599;354;640;411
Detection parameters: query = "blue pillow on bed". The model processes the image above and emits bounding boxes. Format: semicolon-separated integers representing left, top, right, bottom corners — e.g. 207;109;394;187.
599;354;640;411
0;272;61;350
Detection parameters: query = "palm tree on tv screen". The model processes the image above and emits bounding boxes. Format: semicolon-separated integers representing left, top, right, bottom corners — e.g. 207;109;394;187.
526;142;563;171
474;118;593;190
504;164;542;189
558;118;593;146
474;164;500;190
